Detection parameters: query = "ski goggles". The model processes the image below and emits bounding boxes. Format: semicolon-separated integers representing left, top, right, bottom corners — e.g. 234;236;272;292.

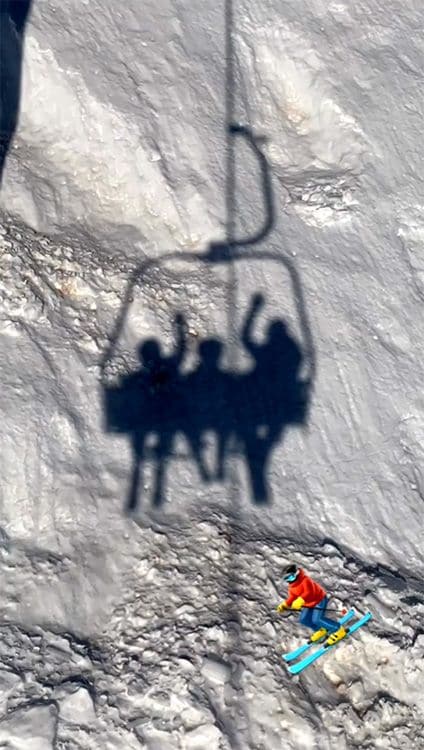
283;572;297;583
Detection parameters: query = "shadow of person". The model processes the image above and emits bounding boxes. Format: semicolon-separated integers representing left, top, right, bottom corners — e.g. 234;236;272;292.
184;338;234;482
102;292;309;510
103;313;187;510
0;1;32;184
237;293;307;503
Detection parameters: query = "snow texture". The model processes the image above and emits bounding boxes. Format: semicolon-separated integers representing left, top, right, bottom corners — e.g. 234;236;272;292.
1;0;424;748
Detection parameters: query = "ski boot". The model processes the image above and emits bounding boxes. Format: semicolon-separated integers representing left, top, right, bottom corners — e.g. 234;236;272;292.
325;626;347;647
309;627;328;643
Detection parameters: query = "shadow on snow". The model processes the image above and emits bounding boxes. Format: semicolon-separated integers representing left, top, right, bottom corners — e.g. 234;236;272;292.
101;127;316;510
0;1;32;185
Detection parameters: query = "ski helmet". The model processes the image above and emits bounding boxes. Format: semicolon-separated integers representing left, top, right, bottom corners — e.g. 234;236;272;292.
283;563;299;583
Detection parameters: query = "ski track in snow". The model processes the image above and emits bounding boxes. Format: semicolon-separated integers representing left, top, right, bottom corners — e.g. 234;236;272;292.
1;0;424;748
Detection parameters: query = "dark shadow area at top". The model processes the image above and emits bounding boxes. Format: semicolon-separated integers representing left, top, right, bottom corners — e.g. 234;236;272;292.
0;0;32;185
101;126;315;509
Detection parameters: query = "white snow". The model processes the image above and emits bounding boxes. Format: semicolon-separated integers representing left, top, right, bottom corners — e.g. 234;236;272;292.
59;685;96;725
0;0;424;747
0;705;57;750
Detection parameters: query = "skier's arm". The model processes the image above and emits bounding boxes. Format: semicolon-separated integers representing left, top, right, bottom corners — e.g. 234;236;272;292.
277;585;295;612
277;595;304;612
290;578;316;609
284;590;296;607
285;578;313;609
290;597;305;610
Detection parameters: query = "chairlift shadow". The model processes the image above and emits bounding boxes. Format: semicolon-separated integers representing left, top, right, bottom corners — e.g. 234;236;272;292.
100;126;316;510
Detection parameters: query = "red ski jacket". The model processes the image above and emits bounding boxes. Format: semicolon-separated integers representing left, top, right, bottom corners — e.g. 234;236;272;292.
286;569;326;607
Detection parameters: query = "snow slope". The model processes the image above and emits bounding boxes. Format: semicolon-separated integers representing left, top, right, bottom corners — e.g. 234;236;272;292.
1;0;424;747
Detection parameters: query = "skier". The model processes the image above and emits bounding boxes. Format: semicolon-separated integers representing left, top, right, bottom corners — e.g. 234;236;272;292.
276;564;347;645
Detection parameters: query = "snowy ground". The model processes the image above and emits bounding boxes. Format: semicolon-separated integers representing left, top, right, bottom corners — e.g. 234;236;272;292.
1;0;424;748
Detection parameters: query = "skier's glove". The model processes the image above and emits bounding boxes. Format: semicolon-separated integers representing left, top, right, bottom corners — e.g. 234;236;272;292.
276;602;289;613
291;597;305;610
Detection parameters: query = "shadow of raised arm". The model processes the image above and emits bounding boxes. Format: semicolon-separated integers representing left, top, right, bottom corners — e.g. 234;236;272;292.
241;292;264;357
172;312;187;369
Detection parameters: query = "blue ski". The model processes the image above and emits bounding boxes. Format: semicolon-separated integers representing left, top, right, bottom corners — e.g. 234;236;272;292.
282;608;356;663
288;612;372;675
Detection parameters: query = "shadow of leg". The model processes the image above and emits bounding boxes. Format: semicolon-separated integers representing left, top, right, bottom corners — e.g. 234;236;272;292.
187;432;211;482
244;437;270;504
216;431;231;481
127;433;145;512
152;432;173;506
127;454;142;512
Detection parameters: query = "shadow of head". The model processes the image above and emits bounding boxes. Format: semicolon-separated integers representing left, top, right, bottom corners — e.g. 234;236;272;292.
138;339;162;369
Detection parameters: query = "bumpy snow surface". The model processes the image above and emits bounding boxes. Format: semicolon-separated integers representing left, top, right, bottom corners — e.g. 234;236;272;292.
1;0;424;748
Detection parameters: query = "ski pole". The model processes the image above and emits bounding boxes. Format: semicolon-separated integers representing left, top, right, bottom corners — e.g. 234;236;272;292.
302;606;348;613
281;606;348;614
